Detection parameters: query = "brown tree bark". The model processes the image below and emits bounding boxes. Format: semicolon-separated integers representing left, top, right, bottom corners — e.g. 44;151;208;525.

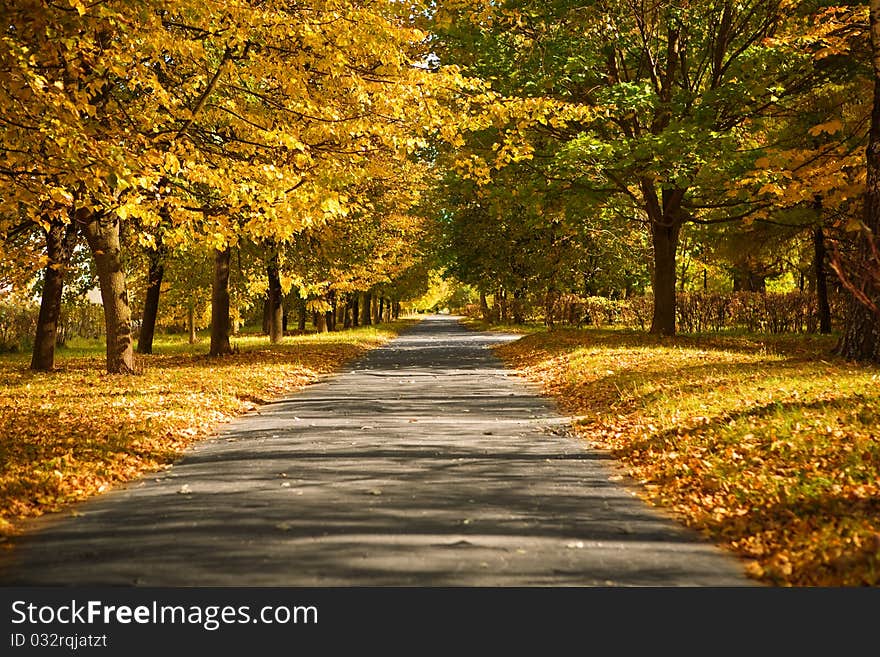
297;297;307;332
479;290;491;323
512;288;525;325
361;292;372;325
392;300;401;320
351;294;360;327
266;253;283;343
210;247;233;356
31;218;77;371
377;297;385;325
80;211;136;374
326;291;336;332
814;227;832;335
836;0;880;361
643;183;685;336
136;246;165;355
187;305;197;344
343;294;353;329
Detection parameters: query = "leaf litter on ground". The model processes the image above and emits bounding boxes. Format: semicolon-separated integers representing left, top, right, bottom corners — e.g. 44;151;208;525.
492;326;880;586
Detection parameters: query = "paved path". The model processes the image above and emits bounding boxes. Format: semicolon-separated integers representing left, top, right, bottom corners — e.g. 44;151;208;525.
2;316;751;585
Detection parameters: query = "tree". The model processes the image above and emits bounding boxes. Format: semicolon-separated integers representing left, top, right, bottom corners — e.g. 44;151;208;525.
434;0;820;334
835;0;880;362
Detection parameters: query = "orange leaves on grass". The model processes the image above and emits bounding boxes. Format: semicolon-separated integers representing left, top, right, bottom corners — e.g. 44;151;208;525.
495;328;880;586
0;327;401;538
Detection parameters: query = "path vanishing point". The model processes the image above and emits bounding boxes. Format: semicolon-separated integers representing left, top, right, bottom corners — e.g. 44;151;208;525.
2;315;751;586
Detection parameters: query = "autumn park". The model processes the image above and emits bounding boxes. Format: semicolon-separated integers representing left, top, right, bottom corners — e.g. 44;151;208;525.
0;0;879;593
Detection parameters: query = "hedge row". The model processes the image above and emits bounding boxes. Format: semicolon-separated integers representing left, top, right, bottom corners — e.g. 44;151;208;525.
0;301;104;353
468;291;842;335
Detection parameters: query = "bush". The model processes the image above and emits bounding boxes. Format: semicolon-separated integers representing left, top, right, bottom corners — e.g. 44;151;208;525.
59;302;104;344
461;288;840;335
0;296;37;352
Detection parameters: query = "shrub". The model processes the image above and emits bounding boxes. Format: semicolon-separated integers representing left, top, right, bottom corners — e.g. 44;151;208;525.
0;296;37;353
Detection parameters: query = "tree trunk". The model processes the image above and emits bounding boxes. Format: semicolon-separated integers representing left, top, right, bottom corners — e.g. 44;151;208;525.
210;247;233;356
326;291;336;332
187;305;197;344
297;297;307;332
81;211;136;373
352;294;360;327
392;300;400;320
377;297;385;324
31;218;77;371
651;220;681;336
262;299;270;335
512;288;525;325
137;247;164;355
361;292;372;325
814;227;832;334
836;0;880;362
644;184;685;337
267;254;283;343
480;290;491;323
315;311;327;333
343;295;353;329
544;288;555;329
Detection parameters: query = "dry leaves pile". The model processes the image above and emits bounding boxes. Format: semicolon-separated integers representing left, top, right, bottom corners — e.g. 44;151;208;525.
0;325;406;537
495;329;880;586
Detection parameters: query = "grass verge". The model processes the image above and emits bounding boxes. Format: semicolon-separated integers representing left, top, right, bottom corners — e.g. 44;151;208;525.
0;321;413;538
456;317;545;334
490;326;880;586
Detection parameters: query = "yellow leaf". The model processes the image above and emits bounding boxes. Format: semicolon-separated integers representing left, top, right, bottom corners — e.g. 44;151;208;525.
808;119;844;137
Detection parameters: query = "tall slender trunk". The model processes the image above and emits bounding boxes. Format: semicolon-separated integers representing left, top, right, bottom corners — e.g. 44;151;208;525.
266;253;283;343
31;218;77;371
297;297;307;332
392;300;400;320
352;294;360;327
361;292;372;325
480;290;491;323
814;227;832;334
187;305;197;344
326;291;336;332
377;297;385;325
81;210;135;374
137;246;164;355
512;288;525;325
210;247;233;356
343;294;353;329
836;0;880;361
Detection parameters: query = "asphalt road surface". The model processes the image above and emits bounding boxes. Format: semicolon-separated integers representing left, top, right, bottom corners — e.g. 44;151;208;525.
1;315;751;586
